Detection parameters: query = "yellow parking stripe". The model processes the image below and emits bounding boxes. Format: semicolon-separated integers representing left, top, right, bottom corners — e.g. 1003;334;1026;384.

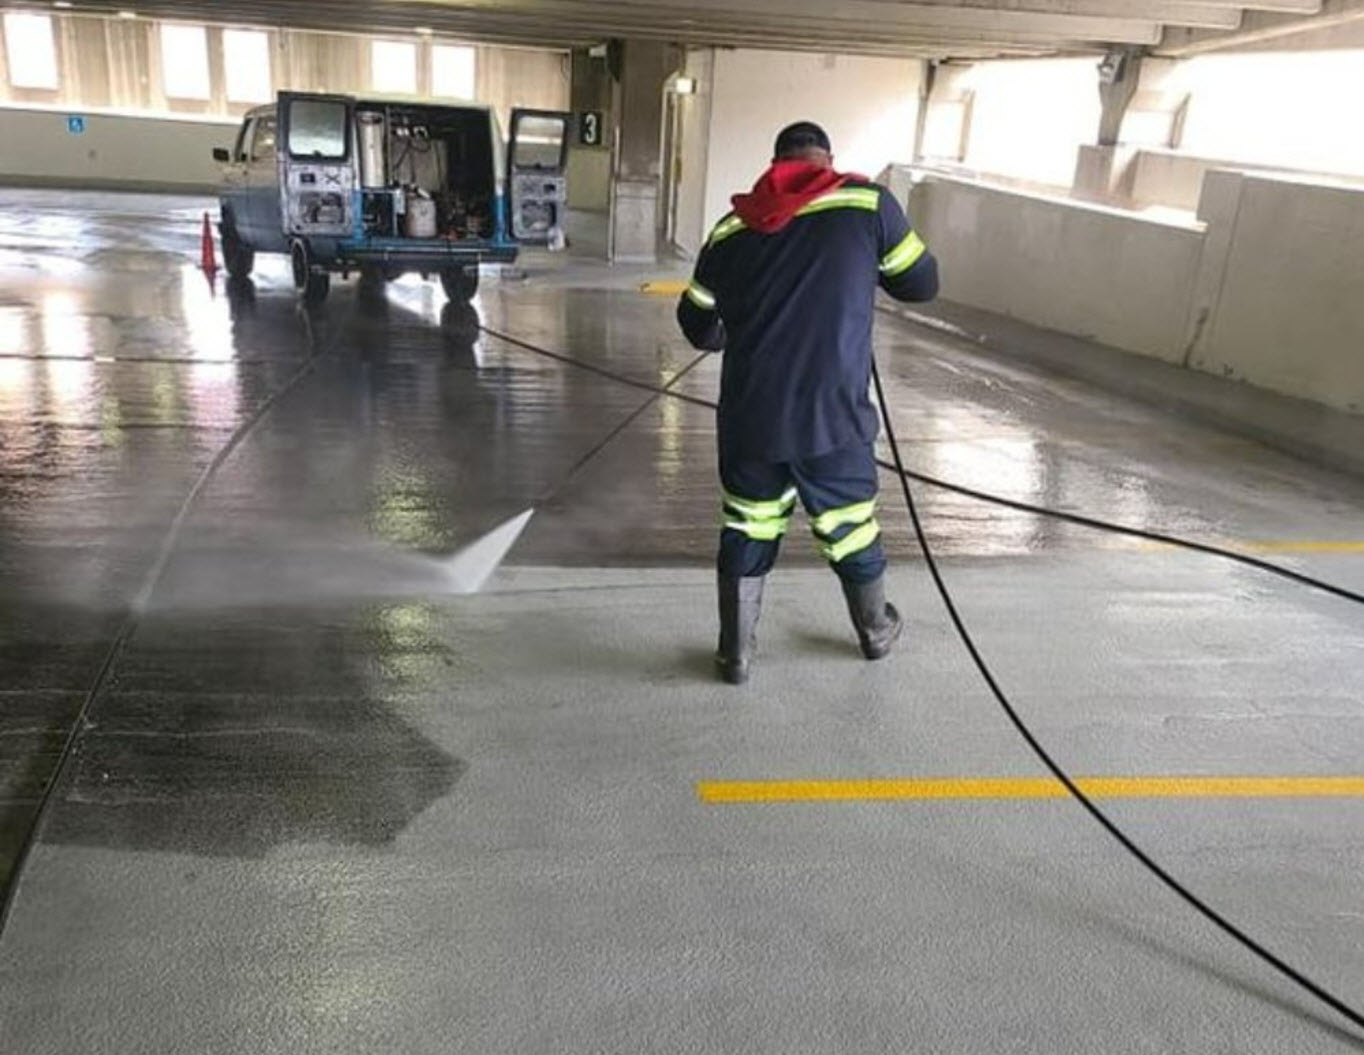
1240;541;1364;553
698;776;1364;804
1131;540;1364;554
640;280;689;296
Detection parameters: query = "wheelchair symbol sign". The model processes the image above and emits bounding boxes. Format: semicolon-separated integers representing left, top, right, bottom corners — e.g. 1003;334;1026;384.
67;115;87;135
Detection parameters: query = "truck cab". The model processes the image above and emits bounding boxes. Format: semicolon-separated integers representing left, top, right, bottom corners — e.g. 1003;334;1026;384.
214;92;570;305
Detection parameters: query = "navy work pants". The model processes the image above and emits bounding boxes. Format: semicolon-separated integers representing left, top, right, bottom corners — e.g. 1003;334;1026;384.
718;442;885;584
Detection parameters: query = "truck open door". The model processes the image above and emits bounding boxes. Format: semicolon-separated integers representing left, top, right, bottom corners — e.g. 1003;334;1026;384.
507;109;571;245
276;91;356;240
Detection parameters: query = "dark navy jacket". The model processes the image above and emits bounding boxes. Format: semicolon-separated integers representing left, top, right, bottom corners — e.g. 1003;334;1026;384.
677;179;938;463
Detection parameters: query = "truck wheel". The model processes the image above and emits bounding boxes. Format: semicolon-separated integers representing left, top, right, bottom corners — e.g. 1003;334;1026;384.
291;240;330;306
440;267;479;302
220;212;254;280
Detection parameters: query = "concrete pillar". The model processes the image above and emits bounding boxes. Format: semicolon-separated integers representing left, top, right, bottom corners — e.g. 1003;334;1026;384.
566;47;615;216
917;62;974;165
1073;48;1143;205
607;40;682;263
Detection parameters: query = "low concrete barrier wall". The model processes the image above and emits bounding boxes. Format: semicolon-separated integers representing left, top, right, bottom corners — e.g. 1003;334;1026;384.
893;166;1364;433
905;174;1204;365
0;106;235;192
1190;171;1364;415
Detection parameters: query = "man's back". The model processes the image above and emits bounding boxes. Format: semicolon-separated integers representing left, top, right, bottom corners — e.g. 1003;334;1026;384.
676;120;940;685
679;173;937;464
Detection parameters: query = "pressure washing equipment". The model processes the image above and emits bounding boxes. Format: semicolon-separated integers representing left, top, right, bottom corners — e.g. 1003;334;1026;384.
478;322;1364;1038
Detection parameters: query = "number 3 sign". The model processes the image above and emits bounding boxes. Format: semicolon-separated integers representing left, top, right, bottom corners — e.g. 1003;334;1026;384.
579;111;604;147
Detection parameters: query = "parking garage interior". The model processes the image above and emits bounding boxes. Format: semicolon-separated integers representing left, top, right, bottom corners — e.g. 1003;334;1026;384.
1;1;1363;1052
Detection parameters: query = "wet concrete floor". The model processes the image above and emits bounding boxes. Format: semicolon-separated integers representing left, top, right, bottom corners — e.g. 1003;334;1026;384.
0;189;1362;1052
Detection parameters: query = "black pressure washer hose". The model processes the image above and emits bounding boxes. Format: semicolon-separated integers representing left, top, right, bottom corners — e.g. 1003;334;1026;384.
481;322;1364;1038
869;359;1364;1038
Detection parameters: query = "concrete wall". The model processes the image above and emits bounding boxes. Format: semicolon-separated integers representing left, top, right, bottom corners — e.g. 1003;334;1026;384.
908;175;1203;362
1190;171;1364;413
0;106;233;191
0;11;567;192
477;46;569;129
1128;149;1364;213
902;168;1364;415
566;148;611;211
673;48;714;257
673;48;922;252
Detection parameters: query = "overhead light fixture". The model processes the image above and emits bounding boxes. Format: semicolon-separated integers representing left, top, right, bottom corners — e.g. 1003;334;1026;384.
414;26;433;36
673;77;696;95
53;2;74;8
118;9;138;18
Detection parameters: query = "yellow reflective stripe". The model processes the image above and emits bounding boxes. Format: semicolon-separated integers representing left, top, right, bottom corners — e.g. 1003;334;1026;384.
821;519;882;563
685;281;716;309
811;500;877;538
796;187;880;216
880;230;927;276
725;519;789;542
708;215;747;245
723;487;797;522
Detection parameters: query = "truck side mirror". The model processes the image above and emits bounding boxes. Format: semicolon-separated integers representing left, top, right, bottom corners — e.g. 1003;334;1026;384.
213;147;231;163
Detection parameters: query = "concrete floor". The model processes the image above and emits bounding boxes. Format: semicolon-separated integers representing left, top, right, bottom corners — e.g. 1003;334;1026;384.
0;188;1362;1052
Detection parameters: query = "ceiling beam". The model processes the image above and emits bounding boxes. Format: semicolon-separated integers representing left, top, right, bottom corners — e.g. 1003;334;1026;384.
59;1;1154;53
391;0;1167;44
886;0;1318;13
1157;0;1361;52
63;0;1160;46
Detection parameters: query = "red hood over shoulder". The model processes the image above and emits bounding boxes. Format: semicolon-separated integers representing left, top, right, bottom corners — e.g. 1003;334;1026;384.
730;160;860;234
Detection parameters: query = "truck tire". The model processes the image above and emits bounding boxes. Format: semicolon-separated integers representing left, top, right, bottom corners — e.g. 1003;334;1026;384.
291;240;330;307
440;266;479;302
220;211;254;280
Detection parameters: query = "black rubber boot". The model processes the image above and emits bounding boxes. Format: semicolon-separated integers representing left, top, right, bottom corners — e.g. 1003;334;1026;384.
716;575;765;685
841;576;903;660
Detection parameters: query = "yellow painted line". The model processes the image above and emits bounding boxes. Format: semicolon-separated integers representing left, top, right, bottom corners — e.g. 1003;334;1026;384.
697;776;1364;804
1132;540;1364;554
640;280;689;296
1241;541;1364;554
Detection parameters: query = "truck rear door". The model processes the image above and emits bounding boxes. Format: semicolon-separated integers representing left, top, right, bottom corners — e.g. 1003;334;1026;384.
277;92;356;239
507;109;571;244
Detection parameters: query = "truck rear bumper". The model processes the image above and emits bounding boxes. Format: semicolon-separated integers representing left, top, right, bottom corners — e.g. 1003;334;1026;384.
327;239;519;272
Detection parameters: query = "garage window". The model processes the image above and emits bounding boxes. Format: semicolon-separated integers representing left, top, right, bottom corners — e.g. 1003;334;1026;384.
161;23;211;100
432;45;476;99
3;13;59;91
371;40;417;95
224;29;273;104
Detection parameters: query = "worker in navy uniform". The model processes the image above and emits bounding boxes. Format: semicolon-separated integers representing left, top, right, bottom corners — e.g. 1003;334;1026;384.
677;121;940;684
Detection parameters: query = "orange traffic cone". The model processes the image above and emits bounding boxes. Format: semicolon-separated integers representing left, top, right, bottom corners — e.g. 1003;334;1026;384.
200;212;217;277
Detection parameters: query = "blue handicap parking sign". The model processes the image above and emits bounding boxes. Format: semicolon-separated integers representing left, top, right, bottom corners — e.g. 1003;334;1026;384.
67;115;86;135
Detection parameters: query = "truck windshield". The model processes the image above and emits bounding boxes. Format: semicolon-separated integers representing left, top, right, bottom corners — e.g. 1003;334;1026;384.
288;99;348;159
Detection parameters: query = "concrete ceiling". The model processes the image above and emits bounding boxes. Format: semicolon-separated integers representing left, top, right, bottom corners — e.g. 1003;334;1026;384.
43;0;1328;58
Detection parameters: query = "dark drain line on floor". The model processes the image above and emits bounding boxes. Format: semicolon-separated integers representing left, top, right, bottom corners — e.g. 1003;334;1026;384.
481;322;1364;1038
0;315;332;941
